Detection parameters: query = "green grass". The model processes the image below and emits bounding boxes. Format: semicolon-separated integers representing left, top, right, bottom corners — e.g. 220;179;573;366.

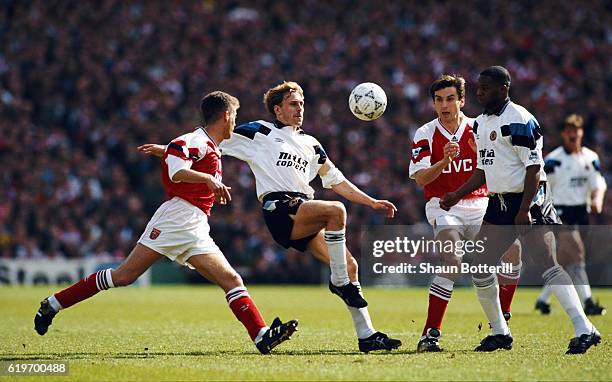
0;285;610;381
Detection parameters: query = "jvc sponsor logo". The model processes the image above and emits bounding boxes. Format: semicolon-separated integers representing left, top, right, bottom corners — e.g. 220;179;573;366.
442;158;473;173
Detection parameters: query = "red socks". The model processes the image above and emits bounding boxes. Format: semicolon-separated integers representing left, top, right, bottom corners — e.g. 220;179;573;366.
422;276;453;336
226;287;267;341
54;269;114;309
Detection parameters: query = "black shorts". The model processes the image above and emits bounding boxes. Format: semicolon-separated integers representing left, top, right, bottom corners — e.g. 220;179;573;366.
483;182;561;226
555;204;589;226
261;192;318;252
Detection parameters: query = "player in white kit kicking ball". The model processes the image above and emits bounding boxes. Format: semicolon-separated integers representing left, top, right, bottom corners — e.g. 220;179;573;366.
139;81;402;353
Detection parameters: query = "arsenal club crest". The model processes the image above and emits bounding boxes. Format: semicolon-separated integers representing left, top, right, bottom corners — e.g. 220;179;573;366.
150;228;161;240
490;131;497;141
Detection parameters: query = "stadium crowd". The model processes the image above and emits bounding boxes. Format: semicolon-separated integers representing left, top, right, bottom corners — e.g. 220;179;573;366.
1;0;610;282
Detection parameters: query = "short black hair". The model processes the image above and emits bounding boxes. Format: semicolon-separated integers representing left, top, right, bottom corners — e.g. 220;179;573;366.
480;66;511;86
429;74;466;100
199;91;240;125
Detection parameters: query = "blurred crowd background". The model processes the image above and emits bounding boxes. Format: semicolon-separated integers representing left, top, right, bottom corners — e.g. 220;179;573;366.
1;0;610;282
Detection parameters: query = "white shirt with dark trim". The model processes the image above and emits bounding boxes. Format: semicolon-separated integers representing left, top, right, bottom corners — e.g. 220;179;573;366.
545;146;607;206
474;100;545;194
219;120;328;201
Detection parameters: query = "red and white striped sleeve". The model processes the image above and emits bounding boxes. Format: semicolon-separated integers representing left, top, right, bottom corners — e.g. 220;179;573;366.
164;133;208;182
409;125;433;179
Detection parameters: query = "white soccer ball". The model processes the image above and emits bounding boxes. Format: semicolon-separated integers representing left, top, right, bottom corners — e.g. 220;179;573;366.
348;82;387;121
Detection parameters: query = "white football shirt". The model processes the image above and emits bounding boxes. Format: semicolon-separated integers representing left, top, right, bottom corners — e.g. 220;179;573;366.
474;101;545;194
219;120;329;201
544;146;607;206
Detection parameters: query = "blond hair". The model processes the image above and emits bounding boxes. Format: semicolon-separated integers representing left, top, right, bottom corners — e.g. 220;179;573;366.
564;114;584;129
263;81;304;116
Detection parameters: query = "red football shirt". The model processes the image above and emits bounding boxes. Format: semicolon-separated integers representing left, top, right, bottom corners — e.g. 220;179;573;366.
409;117;488;201
161;128;221;215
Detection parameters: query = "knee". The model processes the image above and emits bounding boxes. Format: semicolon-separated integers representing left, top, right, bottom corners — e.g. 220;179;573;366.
221;271;244;291
111;269;135;287
442;252;461;268
328;201;347;223
502;241;522;264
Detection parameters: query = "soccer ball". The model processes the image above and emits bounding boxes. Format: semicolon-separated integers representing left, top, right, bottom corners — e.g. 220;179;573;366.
348;82;387;121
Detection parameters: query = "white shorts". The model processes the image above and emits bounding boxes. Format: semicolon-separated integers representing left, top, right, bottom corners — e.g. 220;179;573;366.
425;197;489;239
138;197;222;267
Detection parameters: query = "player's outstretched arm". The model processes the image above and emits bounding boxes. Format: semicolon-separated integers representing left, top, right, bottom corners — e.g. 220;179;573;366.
439;168;486;211
318;159;396;218
331;180;397;218
137;143;166;157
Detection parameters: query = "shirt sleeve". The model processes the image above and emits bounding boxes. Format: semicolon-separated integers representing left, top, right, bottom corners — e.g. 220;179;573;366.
164;134;206;182
409;127;432;179
509;118;544;168
312;139;329;174
543;154;560;192
219;121;269;161
589;155;607;191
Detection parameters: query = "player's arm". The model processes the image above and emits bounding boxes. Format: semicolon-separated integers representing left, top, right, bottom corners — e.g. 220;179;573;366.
439;169;486;211
591;188;605;214
513;119;545;226
515;164;541;226
587;156;606;214
137;143;166;157
171;168;232;204
166;140;231;204
412;142;459;187
319;160;396;218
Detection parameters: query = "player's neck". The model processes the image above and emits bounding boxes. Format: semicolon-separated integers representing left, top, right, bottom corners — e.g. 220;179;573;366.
563;144;581;154
439;113;462;134
275;118;300;130
485;98;510;115
203;126;224;146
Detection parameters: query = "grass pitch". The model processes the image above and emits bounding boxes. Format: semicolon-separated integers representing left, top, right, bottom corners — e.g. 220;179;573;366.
0;285;610;381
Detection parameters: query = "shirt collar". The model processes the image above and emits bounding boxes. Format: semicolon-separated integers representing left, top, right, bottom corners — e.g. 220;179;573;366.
196;126;219;148
485;99;511;116
272;119;304;134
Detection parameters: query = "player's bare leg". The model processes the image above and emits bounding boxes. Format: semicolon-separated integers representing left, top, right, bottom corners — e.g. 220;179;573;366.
34;244;162;335
520;227;600;353
417;227;461;352
290;200;367;308
187;253;297;354
307;233;402;353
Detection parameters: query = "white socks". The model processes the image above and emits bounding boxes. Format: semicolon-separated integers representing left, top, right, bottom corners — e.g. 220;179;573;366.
325;229;350;286
347;282;375;339
47;295;62;312
538;285;553;303
543;266;593;336
473;274;510;336
565;261;592;303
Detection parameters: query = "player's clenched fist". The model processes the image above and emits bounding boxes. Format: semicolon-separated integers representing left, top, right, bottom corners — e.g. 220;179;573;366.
442;141;460;163
439;191;460;211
